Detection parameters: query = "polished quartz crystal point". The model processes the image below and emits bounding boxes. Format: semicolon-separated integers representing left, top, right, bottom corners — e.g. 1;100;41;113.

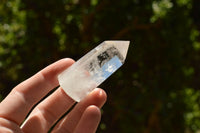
58;41;130;102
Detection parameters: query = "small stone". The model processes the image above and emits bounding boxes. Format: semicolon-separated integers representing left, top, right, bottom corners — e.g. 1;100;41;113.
58;41;130;102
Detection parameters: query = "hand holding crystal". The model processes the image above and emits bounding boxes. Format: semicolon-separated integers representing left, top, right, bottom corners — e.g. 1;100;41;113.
0;59;107;133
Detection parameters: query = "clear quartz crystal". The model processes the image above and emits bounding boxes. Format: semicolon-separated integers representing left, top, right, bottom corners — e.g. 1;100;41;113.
58;41;130;102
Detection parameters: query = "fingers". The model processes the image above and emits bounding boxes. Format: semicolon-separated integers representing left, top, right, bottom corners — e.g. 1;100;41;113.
0;58;75;125
52;88;107;133
74;105;101;133
21;88;75;133
22;88;106;133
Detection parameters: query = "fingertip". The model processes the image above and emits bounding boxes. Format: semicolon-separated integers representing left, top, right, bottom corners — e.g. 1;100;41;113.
41;58;75;77
84;105;101;123
86;88;107;108
56;58;75;70
86;105;101;117
92;88;107;100
57;58;75;68
74;105;101;133
95;88;107;101
62;58;75;64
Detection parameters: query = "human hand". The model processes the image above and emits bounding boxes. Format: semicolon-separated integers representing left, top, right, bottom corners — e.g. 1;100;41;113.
0;58;107;133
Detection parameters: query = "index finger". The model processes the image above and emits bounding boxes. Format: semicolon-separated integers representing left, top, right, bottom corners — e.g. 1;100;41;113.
0;58;75;125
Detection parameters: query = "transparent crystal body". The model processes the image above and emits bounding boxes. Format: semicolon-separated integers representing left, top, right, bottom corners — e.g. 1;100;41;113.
58;41;130;102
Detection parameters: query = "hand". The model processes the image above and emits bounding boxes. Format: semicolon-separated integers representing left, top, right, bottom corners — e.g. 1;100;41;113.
0;58;107;133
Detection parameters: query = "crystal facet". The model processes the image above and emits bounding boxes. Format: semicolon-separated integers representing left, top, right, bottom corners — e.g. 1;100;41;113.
58;41;130;102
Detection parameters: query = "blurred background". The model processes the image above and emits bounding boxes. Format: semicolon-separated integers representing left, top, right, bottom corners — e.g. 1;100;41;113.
0;0;200;132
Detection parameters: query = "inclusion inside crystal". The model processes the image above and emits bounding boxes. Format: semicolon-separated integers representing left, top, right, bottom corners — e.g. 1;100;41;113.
87;47;123;84
58;41;129;102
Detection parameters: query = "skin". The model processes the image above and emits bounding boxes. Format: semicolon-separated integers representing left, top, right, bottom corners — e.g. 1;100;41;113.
0;58;107;133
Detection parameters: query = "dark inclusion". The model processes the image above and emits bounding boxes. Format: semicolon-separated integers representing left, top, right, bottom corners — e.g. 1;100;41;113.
97;46;123;67
87;46;124;73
